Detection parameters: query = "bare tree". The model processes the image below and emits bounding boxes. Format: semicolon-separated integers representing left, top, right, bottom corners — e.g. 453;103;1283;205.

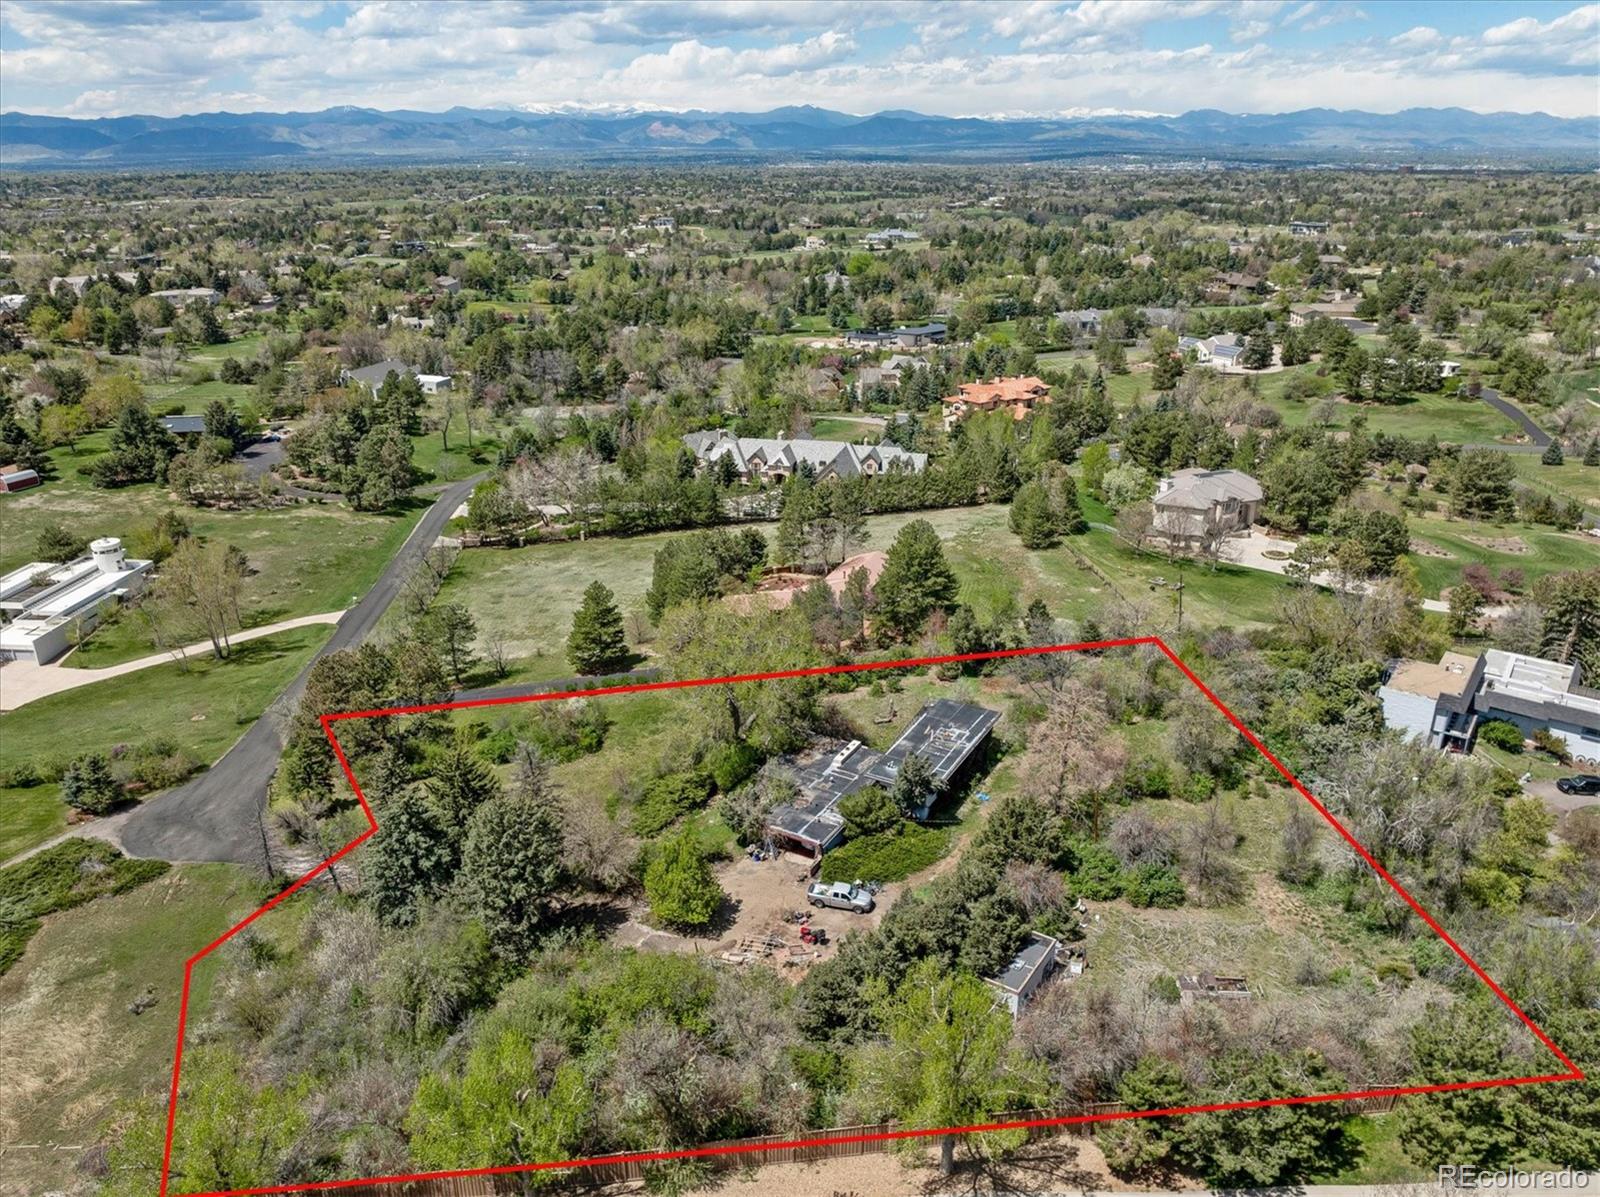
148;538;247;660
481;631;510;679
1113;501;1156;552
505;446;603;539
1021;680;1128;834
1183;800;1246;906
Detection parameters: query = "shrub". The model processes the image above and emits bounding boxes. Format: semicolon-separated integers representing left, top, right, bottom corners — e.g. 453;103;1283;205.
631;769;714;837
1531;728;1572;764
1478;719;1524;753
705;740;763;793
0;840;168;975
61;753;120;814
520;701;609;763
818;823;949;883
1123;864;1187;908
1067;839;1124;900
642;832;724;930
1120;757;1172;800
1149;974;1182;1004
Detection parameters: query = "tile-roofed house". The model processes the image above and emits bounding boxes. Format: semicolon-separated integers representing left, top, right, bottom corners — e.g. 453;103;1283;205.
763;698;1001;855
682;429;925;484
1152;468;1263;545
939;376;1051;427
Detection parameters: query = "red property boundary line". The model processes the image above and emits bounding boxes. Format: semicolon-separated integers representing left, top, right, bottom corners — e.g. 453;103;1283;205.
158;637;1583;1197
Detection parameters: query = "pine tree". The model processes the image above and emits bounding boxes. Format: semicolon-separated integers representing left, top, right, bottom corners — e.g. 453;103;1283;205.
61;753;119;814
461;787;566;958
1542;439;1565;466
365;784;453;926
875;519;959;639
1584;438;1600;467
566;580;628;675
1009;481;1059;549
426;734;503;837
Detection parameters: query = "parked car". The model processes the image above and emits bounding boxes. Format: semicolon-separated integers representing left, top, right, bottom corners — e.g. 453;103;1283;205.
1556;775;1600;796
807;881;874;913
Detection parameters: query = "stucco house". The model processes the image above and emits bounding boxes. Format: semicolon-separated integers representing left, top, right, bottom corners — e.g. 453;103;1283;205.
1151;468;1264;546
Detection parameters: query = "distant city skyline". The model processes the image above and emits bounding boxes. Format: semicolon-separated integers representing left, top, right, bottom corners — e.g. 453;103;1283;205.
1;1;1596;120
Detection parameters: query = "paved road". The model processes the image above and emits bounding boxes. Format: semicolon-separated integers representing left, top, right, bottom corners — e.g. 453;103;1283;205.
452;666;660;705
1476;385;1551;447
113;474;486;868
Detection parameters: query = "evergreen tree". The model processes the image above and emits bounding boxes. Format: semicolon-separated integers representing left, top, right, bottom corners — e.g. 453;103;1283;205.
61;753;119;814
426;736;503;838
643;831;725;930
1543;439;1565;466
1584;438;1600;467
875;519;959;640
1009;481;1059;548
567;580;629;675
366;784;453;926
1242;333;1275;371
1151;350;1182;391
461;787;567;958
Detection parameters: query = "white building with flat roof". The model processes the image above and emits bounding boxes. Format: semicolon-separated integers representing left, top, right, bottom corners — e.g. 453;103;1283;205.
0;538;153;664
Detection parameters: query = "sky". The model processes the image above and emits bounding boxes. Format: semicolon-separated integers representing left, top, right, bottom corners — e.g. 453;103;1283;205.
1;1;1597;121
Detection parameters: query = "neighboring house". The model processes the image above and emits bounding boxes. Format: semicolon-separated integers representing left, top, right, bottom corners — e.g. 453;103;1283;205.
1439;360;1463;378
1289;219;1330;237
1203;272;1264;304
855;353;922;396
805;366;845;399
764;698;1001;855
863;228;918;248
1152;468;1264;546
985;932;1060;1018
1178;333;1246;371
1055;308;1104;336
151;287;221;307
939;375;1051;427
0;537;154;664
803;235;828;251
0;465;41;492
159;414;208;437
434;275;461;294
682;429;925;484
343;359;423;393
416;373;453;395
0;294;27;316
49;274;92;297
650;215;676;232
1379;650;1600;765
844;321;947;349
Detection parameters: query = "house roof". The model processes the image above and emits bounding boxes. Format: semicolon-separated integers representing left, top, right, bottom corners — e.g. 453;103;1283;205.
942;376;1050;407
987;931;1059;995
160;414;207;435
346;359;413;390
682;430;925;478
1383;653;1479;701
1154;468;1263;510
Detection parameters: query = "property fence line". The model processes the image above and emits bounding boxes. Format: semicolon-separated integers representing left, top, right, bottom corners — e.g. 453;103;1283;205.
325;1094;1401;1195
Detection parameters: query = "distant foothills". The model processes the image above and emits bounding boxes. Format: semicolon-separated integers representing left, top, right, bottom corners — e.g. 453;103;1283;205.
2;104;1597;169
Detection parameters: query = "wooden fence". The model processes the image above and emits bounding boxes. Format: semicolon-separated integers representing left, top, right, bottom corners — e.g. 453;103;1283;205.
325;1094;1400;1195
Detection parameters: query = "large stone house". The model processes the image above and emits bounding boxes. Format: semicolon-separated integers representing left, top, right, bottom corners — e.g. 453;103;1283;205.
682;429;925;485
939;376;1051;428
1151;468;1264;546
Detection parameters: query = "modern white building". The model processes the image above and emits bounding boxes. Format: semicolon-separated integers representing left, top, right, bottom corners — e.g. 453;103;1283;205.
985;932;1061;1018
0;538;153;664
1379;649;1600;765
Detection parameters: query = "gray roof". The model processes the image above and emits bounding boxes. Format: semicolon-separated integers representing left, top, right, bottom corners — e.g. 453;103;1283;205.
160;414;207;435
1155;468;1263;511
988;931;1059;994
346;359;413;391
683;430;926;478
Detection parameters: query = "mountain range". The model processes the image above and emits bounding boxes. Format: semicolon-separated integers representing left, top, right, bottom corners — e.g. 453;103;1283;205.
2;105;1596;168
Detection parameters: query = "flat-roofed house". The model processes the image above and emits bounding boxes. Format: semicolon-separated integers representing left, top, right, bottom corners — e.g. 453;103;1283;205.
1151;468;1263;546
0;537;153;664
985;932;1060;1017
1380;650;1600;765
763;698;1001;855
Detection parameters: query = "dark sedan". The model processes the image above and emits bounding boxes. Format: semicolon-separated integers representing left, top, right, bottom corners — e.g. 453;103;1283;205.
1556;775;1600;797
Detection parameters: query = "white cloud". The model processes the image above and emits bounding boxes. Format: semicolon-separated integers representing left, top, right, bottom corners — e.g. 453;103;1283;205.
2;0;1596;119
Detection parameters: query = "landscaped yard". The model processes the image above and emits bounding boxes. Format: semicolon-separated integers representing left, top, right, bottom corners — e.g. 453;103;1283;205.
1402;513;1598;597
0;624;331;860
1260;388;1525;443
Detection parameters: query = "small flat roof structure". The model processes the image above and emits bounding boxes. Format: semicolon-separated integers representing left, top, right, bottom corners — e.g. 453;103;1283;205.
160;414;207;435
1383;652;1478;701
988;932;1059;997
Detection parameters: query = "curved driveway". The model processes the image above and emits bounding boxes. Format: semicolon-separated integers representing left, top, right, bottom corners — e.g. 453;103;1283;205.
114;474;486;867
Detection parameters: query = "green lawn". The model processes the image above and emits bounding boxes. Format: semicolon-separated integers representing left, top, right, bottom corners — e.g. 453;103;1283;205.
0;862;289;1194
810;416;883;441
0;787;66;861
1403;513;1599;598
1261;389;1523;443
1511;456;1600;510
409;411;499;486
188;333;265;361
146;380;257;410
0;625;331;860
65;503;424;667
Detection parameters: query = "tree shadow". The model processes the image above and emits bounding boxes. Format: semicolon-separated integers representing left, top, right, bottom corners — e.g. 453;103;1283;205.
924;1136;1110;1196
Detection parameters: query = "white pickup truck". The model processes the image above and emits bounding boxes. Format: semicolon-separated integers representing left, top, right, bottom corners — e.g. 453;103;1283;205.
807;881;875;913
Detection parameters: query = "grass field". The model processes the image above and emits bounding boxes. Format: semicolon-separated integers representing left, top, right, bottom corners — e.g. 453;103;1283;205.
0;625;331;860
1260;389;1524;442
1403;513;1598;597
0;862;299;1194
62;502;423;666
809;415;884;440
1511;456;1600;510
